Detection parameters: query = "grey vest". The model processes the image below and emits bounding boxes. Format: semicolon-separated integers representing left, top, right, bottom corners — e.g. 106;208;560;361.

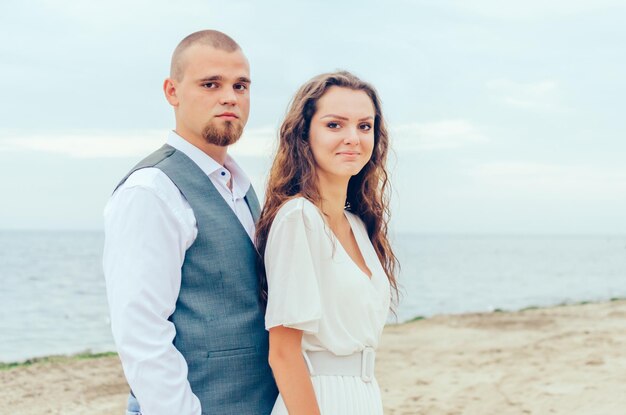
117;144;278;414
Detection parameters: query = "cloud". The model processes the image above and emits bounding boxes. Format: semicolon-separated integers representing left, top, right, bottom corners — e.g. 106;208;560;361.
0;120;487;159
229;127;276;158
0;127;278;159
0;130;164;158
434;0;626;19
469;161;626;199
486;79;564;112
392;120;488;152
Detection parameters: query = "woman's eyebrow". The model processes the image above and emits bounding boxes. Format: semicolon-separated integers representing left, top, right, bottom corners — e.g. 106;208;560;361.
320;114;373;121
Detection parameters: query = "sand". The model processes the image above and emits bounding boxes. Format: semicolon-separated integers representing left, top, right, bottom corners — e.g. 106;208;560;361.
2;300;626;414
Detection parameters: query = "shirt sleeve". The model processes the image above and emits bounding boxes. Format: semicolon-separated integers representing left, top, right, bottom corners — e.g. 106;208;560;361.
103;174;201;415
264;203;322;334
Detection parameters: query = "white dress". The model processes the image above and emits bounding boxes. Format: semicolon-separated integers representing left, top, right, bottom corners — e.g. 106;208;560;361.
264;197;391;415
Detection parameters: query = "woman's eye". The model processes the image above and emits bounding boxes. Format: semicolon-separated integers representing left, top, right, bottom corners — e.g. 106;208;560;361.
327;122;341;129
359;123;372;131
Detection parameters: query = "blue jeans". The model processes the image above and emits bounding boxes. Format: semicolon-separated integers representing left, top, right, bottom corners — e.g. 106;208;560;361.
126;392;141;415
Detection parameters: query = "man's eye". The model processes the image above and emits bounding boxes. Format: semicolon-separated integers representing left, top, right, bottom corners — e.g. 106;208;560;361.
202;82;218;88
359;123;372;131
327;122;341;129
234;84;248;91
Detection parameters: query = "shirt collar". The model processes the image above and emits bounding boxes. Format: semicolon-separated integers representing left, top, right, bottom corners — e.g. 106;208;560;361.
222;154;251;198
166;130;251;195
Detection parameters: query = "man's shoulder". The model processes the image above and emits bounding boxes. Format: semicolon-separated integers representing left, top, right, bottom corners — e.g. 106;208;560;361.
105;167;194;226
111;168;182;207
122;167;173;191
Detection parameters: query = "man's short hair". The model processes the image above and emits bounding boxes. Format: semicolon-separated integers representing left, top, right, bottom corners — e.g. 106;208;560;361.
170;30;241;81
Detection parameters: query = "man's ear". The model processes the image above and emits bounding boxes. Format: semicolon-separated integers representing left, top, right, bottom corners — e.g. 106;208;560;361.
163;78;179;107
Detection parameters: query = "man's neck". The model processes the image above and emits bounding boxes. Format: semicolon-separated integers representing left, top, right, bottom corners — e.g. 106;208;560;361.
174;129;228;165
198;142;228;166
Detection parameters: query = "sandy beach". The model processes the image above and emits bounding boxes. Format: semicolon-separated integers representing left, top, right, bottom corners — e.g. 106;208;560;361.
2;300;626;415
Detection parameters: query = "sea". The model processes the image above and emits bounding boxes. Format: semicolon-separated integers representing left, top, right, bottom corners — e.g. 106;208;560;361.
1;231;625;363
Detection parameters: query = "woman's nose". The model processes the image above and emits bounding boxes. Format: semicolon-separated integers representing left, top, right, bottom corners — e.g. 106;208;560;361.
343;127;360;144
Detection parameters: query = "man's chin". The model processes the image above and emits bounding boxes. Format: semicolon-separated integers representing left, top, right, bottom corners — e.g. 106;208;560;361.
214;136;241;147
202;123;243;147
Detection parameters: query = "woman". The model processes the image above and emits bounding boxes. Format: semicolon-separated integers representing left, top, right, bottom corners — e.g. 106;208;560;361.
256;71;399;414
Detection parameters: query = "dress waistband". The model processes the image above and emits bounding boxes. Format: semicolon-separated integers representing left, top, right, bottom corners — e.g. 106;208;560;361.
303;347;376;383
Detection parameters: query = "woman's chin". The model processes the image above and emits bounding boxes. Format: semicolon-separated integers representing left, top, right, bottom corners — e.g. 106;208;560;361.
318;164;367;181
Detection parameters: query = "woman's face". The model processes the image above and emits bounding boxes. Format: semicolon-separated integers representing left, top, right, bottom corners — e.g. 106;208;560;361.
308;86;376;181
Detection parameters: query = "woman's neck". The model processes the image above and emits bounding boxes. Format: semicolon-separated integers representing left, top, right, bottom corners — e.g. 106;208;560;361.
317;173;350;228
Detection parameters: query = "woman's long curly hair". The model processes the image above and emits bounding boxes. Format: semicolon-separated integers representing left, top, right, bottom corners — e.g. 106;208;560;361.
255;70;399;308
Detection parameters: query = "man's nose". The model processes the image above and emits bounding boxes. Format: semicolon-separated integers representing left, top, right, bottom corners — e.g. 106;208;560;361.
219;88;237;106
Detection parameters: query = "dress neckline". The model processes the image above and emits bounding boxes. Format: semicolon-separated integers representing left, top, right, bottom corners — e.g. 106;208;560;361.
340;211;373;280
294;197;375;282
326;210;374;282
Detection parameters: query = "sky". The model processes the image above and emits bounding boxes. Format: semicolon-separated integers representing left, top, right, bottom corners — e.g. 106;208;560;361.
0;0;625;234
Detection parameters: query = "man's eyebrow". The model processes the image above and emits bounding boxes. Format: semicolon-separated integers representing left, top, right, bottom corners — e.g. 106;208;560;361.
197;75;251;84
198;75;223;83
320;114;374;121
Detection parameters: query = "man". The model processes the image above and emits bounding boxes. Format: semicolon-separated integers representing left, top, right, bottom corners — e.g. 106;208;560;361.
103;30;278;415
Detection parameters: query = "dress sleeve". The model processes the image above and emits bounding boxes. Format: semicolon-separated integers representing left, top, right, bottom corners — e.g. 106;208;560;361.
264;203;321;334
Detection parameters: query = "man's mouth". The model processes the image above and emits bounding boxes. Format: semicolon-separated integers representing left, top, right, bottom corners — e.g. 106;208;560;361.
217;112;239;119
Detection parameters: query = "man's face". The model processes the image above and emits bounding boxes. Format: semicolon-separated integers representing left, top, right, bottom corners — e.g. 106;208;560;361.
167;45;251;147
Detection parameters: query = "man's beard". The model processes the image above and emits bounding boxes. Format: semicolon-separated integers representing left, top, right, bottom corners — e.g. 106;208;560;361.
202;120;243;147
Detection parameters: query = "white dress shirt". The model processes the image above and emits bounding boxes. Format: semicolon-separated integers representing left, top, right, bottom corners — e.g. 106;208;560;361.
103;131;255;415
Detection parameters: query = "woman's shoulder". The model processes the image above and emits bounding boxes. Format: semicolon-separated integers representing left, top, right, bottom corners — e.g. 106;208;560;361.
273;196;323;226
